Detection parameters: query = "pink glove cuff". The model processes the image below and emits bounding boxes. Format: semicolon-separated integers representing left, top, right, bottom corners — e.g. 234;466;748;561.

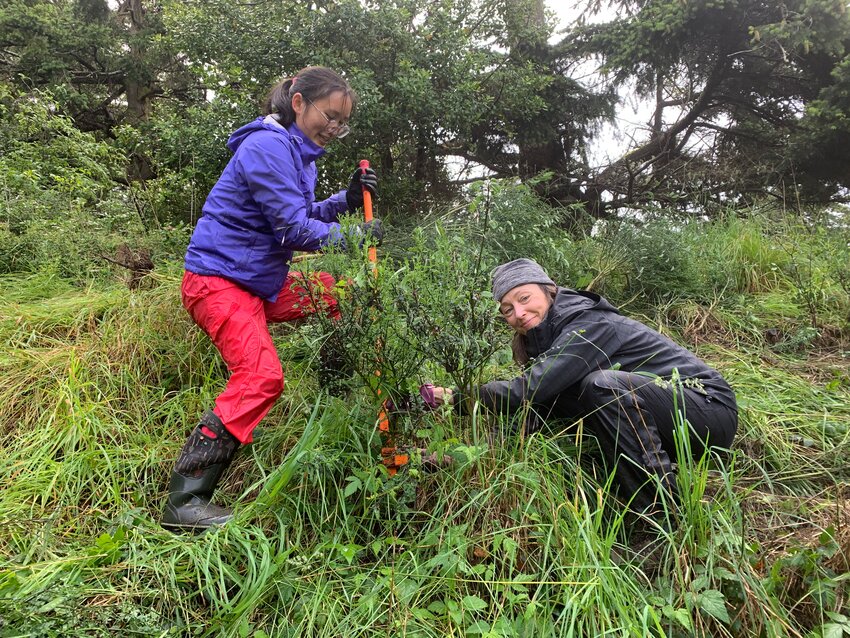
419;383;438;410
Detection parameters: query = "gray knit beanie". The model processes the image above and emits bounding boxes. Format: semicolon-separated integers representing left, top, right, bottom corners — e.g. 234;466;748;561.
491;258;555;302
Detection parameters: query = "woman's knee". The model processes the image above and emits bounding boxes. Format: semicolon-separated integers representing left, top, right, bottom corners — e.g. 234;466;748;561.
258;374;285;401
313;271;340;319
256;348;285;398
577;370;626;409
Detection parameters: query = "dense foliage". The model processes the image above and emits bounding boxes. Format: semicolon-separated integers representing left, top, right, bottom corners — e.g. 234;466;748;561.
0;185;849;635
579;0;850;211
1;1;849;635
1;0;847;231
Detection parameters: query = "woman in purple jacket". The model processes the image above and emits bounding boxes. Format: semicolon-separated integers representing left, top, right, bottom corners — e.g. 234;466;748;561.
162;66;382;531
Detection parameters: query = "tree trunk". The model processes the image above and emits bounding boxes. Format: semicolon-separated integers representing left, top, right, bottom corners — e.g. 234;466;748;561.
117;0;156;180
119;0;151;125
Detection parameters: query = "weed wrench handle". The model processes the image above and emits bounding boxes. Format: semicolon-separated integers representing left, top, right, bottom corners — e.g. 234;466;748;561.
359;159;394;465
359;159;377;264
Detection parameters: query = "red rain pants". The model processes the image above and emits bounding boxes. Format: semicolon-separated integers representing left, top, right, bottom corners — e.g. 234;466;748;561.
181;270;341;444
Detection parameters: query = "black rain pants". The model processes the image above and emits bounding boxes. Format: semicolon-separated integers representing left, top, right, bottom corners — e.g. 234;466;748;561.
539;370;738;513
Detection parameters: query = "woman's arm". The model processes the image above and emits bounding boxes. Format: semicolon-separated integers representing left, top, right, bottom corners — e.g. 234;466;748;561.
458;313;622;415
237;134;343;251
309;191;348;223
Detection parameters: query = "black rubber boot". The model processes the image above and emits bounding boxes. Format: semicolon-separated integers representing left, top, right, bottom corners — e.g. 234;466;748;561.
161;410;240;532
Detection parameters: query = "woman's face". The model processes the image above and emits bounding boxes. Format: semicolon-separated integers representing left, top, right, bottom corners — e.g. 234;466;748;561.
292;90;352;147
499;284;553;335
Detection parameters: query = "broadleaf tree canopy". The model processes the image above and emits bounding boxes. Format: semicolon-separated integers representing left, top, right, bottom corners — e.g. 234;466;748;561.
0;0;847;225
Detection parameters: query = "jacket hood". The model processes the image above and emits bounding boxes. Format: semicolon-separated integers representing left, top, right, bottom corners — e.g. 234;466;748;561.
525;287;620;357
226;116;327;164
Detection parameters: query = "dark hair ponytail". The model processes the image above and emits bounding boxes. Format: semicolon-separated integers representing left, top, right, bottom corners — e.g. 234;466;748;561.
263;66;357;126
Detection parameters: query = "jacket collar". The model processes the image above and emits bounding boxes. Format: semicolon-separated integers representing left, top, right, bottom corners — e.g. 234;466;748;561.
286;122;326;164
261;115;327;164
522;287;613;359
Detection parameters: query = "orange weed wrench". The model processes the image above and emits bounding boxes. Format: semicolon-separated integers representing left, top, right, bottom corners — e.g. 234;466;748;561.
359;159;409;476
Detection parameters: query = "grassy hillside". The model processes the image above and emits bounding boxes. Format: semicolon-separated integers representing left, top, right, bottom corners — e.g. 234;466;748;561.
0;206;849;637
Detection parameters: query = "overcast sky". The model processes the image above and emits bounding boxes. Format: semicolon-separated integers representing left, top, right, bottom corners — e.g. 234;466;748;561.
546;0;653;167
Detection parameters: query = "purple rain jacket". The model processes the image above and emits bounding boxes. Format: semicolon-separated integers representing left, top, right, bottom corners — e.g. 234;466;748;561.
184;115;348;301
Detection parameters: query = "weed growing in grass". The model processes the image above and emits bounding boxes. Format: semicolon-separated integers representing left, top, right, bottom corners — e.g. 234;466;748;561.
0;208;848;636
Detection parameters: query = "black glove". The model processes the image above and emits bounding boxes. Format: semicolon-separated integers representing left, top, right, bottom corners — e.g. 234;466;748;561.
346;167;378;212
358;219;384;246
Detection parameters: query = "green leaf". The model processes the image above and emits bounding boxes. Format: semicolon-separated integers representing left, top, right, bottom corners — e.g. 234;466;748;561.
343;476;362;498
821;623;846;638
335;542;362;564
662;604;693;631
824;611;850;624
462;595;488;612
412;607;435;621
464;620;491;634
697;589;730;624
691;575;710;591
673;608;693;631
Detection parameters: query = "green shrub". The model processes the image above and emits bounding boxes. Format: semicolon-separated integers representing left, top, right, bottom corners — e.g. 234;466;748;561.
0;85;192;280
447;178;574;282
712;216;789;293
613;218;709;301
0;85;125;212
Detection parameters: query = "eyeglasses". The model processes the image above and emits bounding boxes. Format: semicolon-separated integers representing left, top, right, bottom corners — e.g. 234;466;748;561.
304;97;350;139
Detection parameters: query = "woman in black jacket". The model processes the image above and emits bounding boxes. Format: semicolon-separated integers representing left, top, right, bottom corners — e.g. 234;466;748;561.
429;258;738;516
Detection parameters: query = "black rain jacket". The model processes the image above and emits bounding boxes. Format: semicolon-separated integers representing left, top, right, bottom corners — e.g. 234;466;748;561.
467;287;736;415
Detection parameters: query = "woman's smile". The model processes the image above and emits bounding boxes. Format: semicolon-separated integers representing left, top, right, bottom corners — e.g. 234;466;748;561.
499;284;553;335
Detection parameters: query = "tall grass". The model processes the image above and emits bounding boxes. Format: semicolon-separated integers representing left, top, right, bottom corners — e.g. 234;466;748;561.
1;208;848;636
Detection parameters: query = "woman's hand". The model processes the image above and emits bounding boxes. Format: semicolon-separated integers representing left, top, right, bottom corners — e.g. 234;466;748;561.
357;218;384;246
345;166;378;212
423;385;453;407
